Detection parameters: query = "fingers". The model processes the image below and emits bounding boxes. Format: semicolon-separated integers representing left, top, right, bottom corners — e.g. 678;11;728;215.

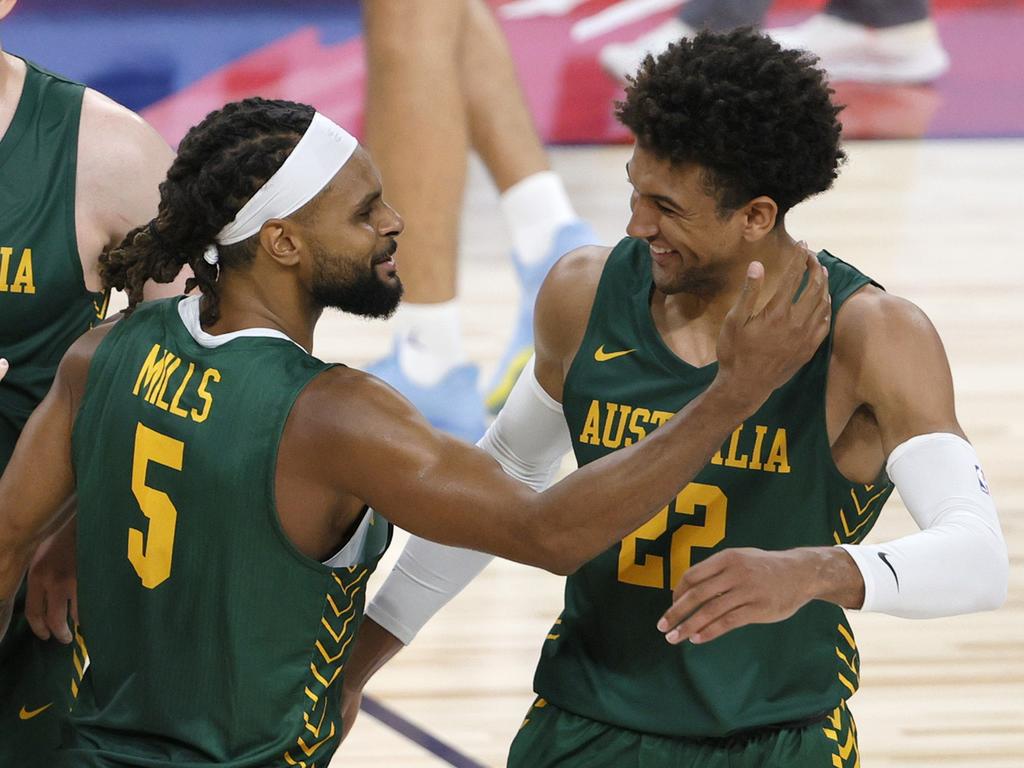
24;577;51;641
658;570;737;640
25;574;75;643
724;261;765;328
793;251;828;315
0;358;8;383
764;247;812;314
677;604;753;645
47;589;73;644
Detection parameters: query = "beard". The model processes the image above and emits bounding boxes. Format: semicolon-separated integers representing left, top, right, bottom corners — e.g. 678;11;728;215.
311;239;403;319
653;261;727;298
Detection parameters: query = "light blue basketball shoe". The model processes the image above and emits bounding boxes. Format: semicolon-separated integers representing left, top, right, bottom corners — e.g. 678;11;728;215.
364;353;487;444
484;219;598;414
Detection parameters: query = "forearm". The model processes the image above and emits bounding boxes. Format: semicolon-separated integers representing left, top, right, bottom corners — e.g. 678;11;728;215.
343;618;406;693
0;596;12;642
792;547;865;608
0;551;28;641
839;433;1007;618
367;357;568;644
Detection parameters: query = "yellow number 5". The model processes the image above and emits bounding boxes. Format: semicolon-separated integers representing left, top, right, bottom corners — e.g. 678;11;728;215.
128;423;184;589
618;483;728;589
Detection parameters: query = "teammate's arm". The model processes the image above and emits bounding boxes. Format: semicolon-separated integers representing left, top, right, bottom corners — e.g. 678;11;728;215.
339;248;603;736
315;252;829;574
0;324;111;641
657;289;1008;644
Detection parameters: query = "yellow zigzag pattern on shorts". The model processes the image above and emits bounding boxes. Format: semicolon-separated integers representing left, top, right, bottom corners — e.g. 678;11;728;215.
282;566;369;768
70;626;90;701
821;700;860;768
835;622;860;698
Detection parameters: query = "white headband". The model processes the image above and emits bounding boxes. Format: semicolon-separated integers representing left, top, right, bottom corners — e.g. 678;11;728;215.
211;112;358;253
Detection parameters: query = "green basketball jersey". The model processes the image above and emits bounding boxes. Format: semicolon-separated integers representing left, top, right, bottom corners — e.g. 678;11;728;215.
534;237;893;739
0;57;107;467
0;57;104;763
64;296;390;767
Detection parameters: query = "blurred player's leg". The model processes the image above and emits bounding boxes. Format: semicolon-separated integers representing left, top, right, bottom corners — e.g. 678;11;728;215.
461;0;595;412
600;0;773;81
601;0;947;85
361;0;486;442
769;0;949;83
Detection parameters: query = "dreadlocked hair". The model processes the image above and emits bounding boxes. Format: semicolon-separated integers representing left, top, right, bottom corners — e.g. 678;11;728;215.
616;28;845;220
100;97;316;324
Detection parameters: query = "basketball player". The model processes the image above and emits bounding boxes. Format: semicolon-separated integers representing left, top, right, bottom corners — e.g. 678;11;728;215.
0;96;829;766
0;0;182;760
341;30;1007;766
362;0;597;440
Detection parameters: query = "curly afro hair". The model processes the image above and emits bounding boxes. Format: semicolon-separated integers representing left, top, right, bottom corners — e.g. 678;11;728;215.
616;28;845;220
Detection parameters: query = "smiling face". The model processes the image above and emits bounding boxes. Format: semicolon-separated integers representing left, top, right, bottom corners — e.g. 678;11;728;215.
625;144;779;299
300;147;405;318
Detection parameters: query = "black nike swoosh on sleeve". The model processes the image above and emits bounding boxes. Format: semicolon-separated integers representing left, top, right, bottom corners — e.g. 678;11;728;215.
877;552;899;591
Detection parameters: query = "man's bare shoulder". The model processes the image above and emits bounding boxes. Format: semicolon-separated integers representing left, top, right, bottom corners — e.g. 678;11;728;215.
79;89;173;171
541;244;612;297
77;89;174;252
535;245;612;365
834;284;952;412
835;285;940;358
54;318;122;401
291;364;431;443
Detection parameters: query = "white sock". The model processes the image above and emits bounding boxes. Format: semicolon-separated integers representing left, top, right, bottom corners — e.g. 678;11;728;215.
392;300;466;387
500;171;578;267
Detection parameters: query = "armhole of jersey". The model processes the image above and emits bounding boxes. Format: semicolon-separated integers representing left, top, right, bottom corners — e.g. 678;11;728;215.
815;263;890;488
70;318;125;476
266;362;357;576
563;240;631;393
63;83;88;296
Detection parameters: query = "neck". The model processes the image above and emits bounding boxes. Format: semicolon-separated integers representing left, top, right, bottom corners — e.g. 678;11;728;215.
202;270;322;354
0;47;16;89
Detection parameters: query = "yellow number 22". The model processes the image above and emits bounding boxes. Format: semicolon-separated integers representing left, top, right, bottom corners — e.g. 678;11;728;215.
128;423;184;589
618;483;728;589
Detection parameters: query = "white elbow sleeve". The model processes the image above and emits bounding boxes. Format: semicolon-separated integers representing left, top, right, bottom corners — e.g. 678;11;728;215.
839;433;1008;618
366;357;573;643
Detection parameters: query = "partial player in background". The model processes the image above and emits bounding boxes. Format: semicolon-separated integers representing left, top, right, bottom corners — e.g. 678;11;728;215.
342;30;1006;768
601;0;949;85
0;0;184;759
0;97;830;766
361;0;597;440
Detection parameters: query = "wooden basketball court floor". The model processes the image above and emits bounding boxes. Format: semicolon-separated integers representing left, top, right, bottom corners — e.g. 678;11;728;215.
124;138;1024;767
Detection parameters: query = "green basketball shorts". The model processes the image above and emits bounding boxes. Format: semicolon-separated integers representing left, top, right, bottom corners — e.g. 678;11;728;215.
508;697;859;768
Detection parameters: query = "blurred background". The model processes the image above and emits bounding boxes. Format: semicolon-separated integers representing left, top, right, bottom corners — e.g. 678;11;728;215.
3;2;1022;766
5;0;1023;148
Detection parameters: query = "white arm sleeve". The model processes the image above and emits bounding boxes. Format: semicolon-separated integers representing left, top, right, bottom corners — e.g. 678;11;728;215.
365;356;573;644
838;433;1008;619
